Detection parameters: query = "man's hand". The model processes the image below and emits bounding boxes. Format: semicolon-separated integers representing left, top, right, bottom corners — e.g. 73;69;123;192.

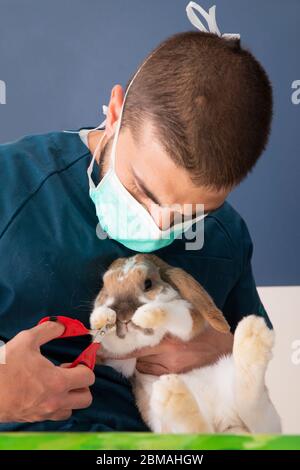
0;322;95;423
111;325;233;376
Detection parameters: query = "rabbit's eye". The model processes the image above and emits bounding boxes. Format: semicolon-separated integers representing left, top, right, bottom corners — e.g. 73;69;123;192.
144;278;153;291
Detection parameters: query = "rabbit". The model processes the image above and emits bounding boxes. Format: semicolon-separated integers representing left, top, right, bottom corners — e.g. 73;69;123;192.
90;254;281;434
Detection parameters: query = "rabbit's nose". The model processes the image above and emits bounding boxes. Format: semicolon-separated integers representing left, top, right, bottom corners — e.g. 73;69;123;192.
112;297;142;322
116;308;133;323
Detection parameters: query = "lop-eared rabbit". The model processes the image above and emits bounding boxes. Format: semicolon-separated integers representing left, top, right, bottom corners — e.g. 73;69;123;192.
90;254;281;434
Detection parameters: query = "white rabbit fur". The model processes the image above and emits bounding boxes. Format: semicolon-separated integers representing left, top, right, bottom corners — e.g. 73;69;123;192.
90;254;281;434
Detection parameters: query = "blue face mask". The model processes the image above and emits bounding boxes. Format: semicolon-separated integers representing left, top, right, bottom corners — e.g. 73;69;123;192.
86;102;206;253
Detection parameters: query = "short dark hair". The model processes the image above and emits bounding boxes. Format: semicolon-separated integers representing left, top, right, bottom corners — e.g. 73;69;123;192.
121;31;273;190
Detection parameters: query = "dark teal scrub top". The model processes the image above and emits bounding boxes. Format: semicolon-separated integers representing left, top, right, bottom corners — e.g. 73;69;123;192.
0;130;271;431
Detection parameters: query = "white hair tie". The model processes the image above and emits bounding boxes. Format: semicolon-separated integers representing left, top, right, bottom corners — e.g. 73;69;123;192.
186;2;240;41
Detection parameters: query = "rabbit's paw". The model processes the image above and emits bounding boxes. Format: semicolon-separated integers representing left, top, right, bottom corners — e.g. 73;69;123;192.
151;375;210;433
152;375;187;409
233;315;274;368
90;306;116;330
132;304;168;330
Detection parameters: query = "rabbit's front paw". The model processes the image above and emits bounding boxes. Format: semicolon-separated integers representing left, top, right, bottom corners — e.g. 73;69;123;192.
132;304;168;330
90;306;116;330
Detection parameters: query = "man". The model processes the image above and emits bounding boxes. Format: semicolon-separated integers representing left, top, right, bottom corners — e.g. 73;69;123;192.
0;30;272;430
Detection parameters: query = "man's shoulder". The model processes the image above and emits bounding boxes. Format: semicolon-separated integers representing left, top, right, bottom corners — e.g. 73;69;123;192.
203;201;253;263
0;130;89;169
0;131;90;239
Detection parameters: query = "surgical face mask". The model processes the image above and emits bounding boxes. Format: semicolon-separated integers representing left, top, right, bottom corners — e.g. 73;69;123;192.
87;103;206;253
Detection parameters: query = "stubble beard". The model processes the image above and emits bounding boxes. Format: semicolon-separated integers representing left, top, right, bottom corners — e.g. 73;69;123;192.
98;134;112;180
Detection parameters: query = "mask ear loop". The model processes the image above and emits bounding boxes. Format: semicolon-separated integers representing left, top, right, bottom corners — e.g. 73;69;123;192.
87;127;107;190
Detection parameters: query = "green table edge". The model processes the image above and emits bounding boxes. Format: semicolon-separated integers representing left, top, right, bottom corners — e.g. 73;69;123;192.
0;433;299;450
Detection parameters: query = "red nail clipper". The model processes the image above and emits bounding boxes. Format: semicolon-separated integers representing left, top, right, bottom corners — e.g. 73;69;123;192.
38;315;114;370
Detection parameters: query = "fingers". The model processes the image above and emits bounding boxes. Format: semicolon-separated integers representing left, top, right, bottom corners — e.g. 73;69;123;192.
67;389;93;410
50;409;72;422
43;383;93;422
61;364;95;391
41;386;93;422
46;389;92;421
28;321;65;348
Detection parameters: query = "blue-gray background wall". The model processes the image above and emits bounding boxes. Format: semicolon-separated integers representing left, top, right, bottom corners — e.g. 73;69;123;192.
0;0;299;286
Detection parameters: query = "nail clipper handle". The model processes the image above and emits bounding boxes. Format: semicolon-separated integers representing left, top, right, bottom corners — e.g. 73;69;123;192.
68;342;101;370
38;315;89;338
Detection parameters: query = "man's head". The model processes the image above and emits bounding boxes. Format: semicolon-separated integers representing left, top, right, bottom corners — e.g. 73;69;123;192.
95;31;273;228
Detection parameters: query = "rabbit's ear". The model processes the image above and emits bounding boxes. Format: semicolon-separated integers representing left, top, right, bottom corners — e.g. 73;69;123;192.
165;267;230;333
